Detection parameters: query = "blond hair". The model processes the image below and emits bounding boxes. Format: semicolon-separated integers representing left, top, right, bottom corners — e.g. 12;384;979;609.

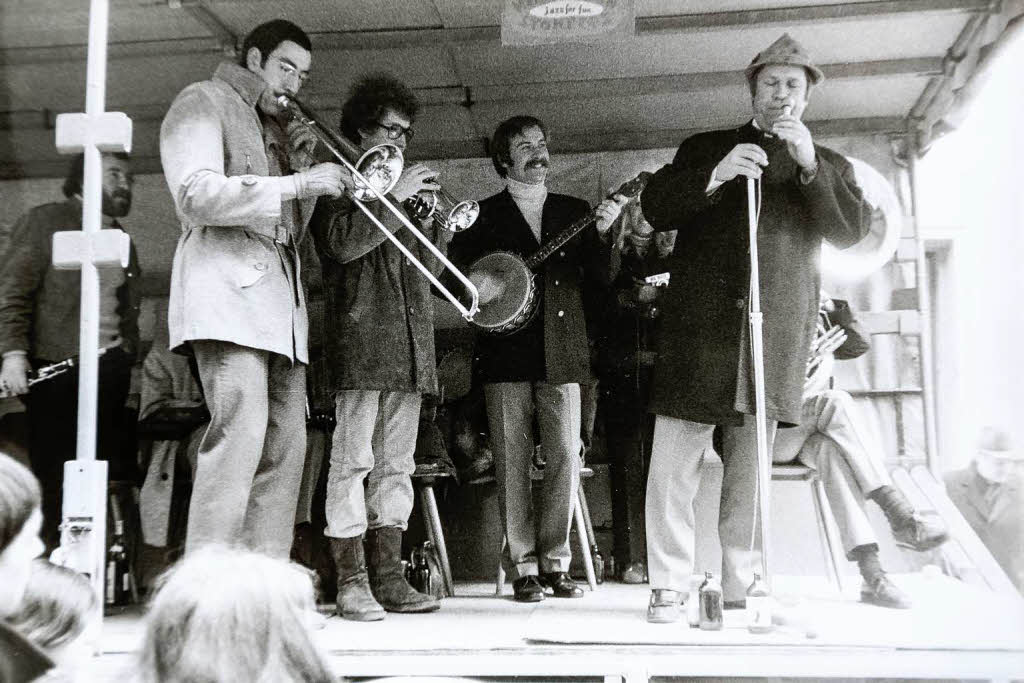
6;559;96;651
135;545;332;683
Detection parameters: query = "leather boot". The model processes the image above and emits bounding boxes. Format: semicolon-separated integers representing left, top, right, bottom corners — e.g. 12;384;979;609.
329;536;385;622
366;527;440;613
869;485;949;552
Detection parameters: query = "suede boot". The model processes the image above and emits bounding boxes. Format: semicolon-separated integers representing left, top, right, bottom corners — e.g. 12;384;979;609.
869;485;949;552
366;527;440;613
329;536;385;622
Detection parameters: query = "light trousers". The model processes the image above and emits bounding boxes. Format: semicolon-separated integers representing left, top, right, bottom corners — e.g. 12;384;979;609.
187;341;306;558
325;389;421;539
646;414;777;601
485;381;581;581
773;389;892;556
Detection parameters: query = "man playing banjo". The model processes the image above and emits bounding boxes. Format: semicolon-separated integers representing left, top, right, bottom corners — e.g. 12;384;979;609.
448;115;626;602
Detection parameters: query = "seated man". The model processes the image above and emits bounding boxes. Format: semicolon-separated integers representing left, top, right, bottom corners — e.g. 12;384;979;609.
772;294;948;608
945;427;1023;593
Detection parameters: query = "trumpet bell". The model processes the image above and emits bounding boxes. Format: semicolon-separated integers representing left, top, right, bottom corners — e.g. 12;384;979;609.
446;199;480;232
406;191;480;232
351;144;404;201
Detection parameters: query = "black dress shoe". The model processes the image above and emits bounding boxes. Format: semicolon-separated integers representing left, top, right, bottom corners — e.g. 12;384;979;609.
538;572;584;598
512;575;545;602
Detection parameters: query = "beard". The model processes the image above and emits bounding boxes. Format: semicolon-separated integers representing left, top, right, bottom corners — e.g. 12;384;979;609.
102;189;132;218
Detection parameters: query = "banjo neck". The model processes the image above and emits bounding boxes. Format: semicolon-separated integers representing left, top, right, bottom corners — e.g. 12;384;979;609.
523;212;598;270
522;172;650;271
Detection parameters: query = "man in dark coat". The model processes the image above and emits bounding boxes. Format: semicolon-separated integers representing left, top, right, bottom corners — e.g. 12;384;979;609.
639;34;871;623
448;115;626;602
310;74;443;620
0;153;140;549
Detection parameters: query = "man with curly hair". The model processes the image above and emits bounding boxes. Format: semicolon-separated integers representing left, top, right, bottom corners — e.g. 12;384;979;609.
310;74;444;620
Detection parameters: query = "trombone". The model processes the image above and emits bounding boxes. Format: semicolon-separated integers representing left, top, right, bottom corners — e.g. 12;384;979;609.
278;94;479;321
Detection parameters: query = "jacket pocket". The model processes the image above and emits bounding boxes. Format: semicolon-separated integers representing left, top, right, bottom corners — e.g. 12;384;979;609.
236;230;272;288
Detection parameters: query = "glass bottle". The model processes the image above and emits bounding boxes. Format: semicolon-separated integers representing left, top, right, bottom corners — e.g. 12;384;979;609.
698;571;723;631
746;572;773;633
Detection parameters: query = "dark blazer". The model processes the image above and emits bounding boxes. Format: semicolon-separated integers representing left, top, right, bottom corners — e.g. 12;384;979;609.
641;122;870;426
0;198;141;362
310;192;443;395
448;189;610;385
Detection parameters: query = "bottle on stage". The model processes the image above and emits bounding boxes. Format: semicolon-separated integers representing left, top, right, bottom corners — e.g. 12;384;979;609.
687;574;702;628
105;520;129;607
592;544;605;584
746;571;773;633
698;571;723;631
411;541;433;596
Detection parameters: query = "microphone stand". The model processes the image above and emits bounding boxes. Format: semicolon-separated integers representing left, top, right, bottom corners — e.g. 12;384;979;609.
747;175;772;587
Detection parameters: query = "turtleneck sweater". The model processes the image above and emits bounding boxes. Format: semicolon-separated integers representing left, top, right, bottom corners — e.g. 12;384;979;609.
506;177;547;242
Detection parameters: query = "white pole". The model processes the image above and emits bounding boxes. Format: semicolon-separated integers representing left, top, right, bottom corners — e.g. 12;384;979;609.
747;176;772;585
75;0;110;464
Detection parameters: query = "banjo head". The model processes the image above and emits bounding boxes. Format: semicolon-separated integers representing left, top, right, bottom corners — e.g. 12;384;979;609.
468;251;537;332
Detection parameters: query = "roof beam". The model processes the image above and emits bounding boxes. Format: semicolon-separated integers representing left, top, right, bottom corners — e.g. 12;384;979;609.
0;57;938;130
0;116;906;179
0;0;990;64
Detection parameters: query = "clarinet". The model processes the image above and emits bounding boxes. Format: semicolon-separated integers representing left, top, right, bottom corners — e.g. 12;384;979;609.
0;348;109;399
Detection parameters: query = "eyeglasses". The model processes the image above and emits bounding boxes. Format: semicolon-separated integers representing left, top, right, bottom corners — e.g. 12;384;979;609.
373;120;414;142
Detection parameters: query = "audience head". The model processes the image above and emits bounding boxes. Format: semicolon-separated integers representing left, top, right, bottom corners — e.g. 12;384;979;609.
62;152;134;218
340;73;419;151
135;545;332;683
0;451;44;618
239;20;313;117
976;426;1023;484
6;559;99;674
490;115;548;184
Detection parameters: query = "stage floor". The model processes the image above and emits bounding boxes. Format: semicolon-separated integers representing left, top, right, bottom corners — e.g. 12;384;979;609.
87;574;1024;682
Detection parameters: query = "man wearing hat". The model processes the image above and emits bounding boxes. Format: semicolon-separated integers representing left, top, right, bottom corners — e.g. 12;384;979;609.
639;33;872;622
945;427;1024;593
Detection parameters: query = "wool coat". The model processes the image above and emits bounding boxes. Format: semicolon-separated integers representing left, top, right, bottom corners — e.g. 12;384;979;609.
309;193;445;395
160;62;317;362
447;189;611;386
641;121;870;426
0;198;141;362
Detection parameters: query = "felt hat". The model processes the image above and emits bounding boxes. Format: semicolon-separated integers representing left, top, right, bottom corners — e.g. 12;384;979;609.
744;33;825;87
978;426;1023;460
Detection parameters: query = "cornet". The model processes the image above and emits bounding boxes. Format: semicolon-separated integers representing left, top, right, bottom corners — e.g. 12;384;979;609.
405;187;480;233
277;95;479;320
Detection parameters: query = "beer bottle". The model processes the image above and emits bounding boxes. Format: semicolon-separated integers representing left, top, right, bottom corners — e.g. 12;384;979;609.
698;571;723;631
746;572;773;633
591;545;605;585
413;541;433;595
105;520;129;607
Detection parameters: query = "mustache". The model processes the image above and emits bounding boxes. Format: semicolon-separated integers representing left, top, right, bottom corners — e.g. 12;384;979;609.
525;157;549;169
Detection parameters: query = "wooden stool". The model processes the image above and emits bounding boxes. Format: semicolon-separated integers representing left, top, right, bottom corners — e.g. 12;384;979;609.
471;466;598;595
772;463;847;591
410;468;455;598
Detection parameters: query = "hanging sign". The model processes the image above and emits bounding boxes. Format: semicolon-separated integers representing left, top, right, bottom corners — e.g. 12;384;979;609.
501;0;635;46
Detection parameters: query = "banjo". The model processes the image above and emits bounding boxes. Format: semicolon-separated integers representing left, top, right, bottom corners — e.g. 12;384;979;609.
467;173;649;336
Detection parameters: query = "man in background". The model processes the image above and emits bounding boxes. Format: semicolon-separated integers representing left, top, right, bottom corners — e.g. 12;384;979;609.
945;427;1023;593
0;152;139;549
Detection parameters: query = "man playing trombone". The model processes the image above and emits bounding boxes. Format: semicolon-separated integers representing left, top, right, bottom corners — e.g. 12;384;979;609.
160;19;346;558
309;74;444;620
